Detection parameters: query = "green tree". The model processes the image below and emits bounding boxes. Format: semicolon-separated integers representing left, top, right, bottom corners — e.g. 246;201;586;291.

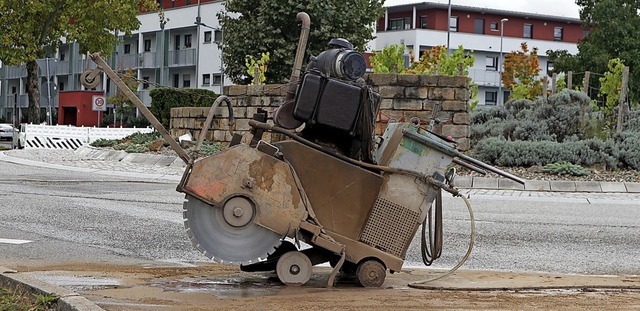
107;68;140;123
369;44;406;73
502;42;543;101
598;58;625;118
0;0;157;123
218;0;384;84
547;0;640;103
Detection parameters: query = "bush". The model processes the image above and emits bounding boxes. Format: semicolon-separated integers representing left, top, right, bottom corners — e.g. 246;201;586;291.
472;136;639;170
150;88;219;128
541;161;591;176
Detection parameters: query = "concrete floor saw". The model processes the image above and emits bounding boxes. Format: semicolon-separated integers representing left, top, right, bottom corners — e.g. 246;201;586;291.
81;12;523;288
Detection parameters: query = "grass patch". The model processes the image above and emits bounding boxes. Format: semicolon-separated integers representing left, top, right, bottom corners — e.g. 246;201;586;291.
0;287;58;311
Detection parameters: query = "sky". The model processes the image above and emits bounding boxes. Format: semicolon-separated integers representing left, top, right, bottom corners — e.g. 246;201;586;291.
385;0;581;19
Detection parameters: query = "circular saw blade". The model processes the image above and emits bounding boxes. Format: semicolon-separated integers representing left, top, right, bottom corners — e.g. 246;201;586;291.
183;195;281;265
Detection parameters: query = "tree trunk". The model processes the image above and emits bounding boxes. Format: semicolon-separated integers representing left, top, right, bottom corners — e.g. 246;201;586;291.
26;59;41;123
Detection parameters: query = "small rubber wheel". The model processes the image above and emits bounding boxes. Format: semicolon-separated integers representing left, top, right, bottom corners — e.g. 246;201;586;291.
355;259;386;287
276;251;312;286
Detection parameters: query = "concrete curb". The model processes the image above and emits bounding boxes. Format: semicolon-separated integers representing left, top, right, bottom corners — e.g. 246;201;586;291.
0;267;104;311
455;176;639;193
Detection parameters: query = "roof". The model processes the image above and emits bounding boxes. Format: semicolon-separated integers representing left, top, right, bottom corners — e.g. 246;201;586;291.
385;1;582;24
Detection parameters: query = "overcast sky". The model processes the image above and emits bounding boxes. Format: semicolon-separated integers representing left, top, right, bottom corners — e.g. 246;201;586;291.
385;0;581;19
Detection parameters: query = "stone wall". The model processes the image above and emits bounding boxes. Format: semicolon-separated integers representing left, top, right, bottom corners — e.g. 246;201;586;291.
170;73;471;150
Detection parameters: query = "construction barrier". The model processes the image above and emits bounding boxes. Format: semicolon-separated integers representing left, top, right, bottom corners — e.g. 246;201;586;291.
17;124;153;150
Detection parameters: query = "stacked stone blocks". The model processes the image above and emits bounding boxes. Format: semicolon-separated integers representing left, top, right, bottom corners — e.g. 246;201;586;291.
170;73;471;150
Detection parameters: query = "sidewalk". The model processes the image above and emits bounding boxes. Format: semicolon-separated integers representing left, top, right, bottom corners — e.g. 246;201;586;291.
2;145;640;193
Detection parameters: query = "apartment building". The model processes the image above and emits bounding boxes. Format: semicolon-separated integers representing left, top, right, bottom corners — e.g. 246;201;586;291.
371;2;582;105
0;0;225;126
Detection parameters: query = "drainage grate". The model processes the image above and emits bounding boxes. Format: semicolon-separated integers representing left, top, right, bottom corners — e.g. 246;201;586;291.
360;197;419;257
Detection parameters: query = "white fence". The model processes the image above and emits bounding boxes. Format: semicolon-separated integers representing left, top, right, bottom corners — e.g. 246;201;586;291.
19;124;154;150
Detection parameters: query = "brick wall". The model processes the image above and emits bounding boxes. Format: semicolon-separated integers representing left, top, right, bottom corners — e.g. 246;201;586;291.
170;73;471;150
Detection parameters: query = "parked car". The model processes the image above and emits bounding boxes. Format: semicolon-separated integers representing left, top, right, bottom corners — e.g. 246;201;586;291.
0;123;17;141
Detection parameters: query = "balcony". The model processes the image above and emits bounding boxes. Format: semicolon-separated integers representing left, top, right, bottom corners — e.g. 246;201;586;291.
168;48;196;67
5;94;28;108
468;69;501;87
140;52;157;68
56;60;71;75
1;65;27;79
117;54;139;70
6;94;59;109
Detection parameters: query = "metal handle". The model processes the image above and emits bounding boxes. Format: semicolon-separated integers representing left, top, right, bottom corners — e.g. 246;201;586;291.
194;95;234;153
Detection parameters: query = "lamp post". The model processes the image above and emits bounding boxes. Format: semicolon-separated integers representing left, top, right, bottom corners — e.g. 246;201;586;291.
194;19;224;94
446;0;451;55
498;18;508;105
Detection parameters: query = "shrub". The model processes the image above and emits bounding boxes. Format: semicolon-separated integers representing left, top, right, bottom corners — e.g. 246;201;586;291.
541;161;591;176
150;88;219;128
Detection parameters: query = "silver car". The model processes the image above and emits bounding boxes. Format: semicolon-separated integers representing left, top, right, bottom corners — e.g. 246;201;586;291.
0;123;17;141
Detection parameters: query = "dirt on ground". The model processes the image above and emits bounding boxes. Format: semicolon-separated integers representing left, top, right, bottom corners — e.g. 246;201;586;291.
11;262;640;311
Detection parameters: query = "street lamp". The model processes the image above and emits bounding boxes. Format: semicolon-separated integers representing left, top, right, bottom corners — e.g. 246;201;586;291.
498;18;508;105
446;0;452;55
194;18;224;95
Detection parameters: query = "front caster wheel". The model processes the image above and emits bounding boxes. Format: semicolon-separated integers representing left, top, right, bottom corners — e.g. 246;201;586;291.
276;251;312;286
355;259;386;287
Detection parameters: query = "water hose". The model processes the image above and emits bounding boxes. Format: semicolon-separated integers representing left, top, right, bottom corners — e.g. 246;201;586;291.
409;195;475;288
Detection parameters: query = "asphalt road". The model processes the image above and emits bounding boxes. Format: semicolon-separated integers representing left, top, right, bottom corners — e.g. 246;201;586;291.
0;159;638;276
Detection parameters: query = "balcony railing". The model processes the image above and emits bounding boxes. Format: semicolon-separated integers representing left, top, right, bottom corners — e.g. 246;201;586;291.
140;52;157;68
168;48;196;67
117;54;139;70
5;94;58;109
468;69;501;87
56;61;71;75
1;65;27;79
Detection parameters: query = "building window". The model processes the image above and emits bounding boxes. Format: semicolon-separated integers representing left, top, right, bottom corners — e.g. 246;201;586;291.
389;17;411;30
174;35;180;50
420;16;427;29
547;62;555;75
485;91;497;105
202;74;211;86
212;74;222;85
124;44;131;54
186;0;191;4
486;56;497;71
144;39;151;52
142;76;150;89
173;74;179;88
184;34;192;48
554;27;563;41
60;53;65;61
449;16;458;32
524;24;533;38
214;30;223;43
183;74;191;88
59;81;64;91
204;31;212;43
490;22;498;31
